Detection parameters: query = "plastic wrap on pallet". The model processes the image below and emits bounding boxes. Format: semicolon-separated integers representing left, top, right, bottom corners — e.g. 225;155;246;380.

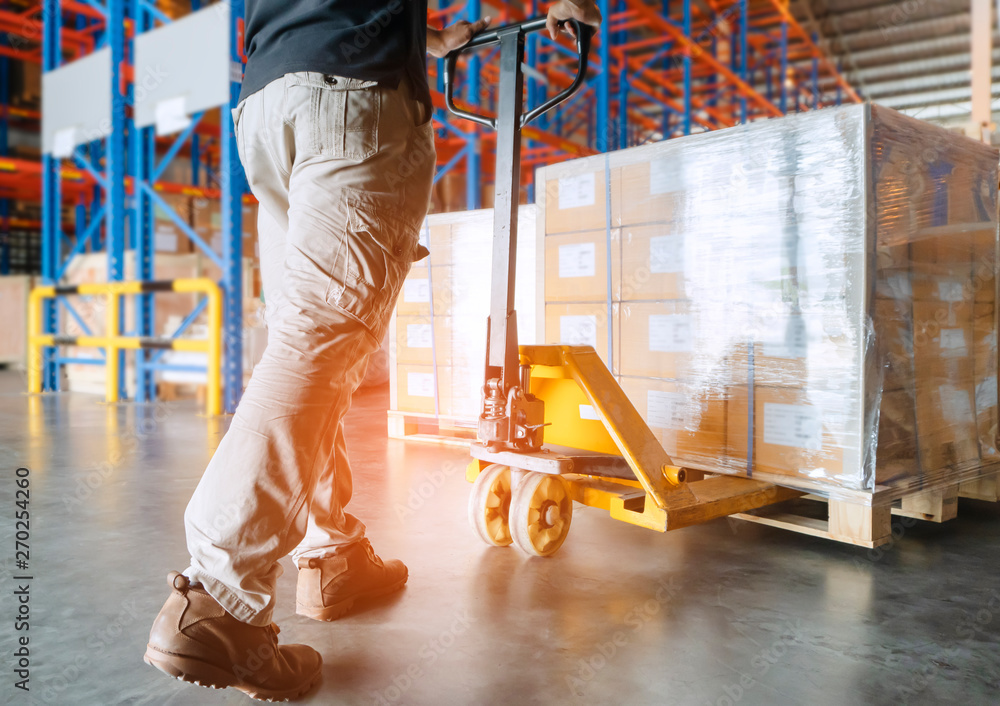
390;205;539;421
537;103;999;500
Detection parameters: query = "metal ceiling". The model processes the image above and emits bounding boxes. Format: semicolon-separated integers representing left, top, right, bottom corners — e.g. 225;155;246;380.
793;0;998;126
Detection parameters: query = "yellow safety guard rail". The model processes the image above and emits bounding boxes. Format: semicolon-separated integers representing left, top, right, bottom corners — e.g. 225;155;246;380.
28;278;223;416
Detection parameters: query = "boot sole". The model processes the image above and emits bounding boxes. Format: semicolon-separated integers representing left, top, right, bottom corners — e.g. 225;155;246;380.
143;645;320;702
296;573;408;622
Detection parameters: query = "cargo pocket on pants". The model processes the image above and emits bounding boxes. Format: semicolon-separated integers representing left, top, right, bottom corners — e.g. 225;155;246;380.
325;189;425;342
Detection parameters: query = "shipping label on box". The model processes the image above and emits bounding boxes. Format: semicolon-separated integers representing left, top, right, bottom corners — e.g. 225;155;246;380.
545;303;613;367
394;364;454;415
558;173;596;209
727;385;851;484
407;323;432;348
762;402;823;451
620;377;727;471
559;242;596;278
647;389;687;429
621;226;686;301
649;235;684;274
620;160;679;225
648;314;693;353
545;230;620;302
543;165;620;234
408;371;436;398
759;315;809;359
560;315;597;348
619;302;703;379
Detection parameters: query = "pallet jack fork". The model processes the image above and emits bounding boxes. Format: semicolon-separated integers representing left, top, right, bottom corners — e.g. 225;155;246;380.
443;18;801;556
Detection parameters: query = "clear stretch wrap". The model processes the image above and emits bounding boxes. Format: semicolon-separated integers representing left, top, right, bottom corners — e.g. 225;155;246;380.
537;103;999;498
390;205;540;420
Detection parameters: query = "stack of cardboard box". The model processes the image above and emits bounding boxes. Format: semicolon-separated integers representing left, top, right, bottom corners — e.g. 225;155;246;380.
390;206;540;419
536;103;999;495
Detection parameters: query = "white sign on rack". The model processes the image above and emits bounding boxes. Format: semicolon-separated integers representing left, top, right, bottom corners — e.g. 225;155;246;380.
134;4;234;133
41;48;113;156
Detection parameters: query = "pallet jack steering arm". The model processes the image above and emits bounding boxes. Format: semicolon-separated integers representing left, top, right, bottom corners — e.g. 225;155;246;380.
443;18;593;450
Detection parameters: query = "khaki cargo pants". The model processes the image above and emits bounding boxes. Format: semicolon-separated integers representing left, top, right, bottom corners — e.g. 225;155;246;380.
182;72;435;626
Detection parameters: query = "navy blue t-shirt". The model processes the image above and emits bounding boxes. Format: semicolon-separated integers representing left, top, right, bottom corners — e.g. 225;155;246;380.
240;0;431;108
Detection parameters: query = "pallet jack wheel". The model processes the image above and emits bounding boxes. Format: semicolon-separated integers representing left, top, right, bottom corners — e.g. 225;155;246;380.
469;464;513;547
509;472;573;557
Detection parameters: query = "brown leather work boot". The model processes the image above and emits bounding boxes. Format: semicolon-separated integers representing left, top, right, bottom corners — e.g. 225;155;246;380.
145;572;322;702
296;539;408;622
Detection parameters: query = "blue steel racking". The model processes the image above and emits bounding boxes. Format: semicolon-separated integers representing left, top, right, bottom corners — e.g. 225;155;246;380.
39;0;247;412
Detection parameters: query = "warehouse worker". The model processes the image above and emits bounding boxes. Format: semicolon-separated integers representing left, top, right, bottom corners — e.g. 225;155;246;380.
145;0;602;701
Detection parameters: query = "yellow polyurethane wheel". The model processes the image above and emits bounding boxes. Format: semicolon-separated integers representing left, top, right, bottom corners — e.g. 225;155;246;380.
469;464;513;547
509;472;573;557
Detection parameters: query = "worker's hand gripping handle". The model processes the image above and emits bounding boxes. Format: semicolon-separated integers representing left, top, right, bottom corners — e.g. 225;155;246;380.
442;18;593;130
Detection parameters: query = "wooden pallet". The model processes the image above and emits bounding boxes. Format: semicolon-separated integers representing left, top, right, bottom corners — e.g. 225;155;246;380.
386;410;477;448
959;472;1000;502
733;473;997;547
733;495;894;548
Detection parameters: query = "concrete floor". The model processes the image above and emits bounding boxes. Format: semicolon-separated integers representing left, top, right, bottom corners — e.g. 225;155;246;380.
1;369;999;705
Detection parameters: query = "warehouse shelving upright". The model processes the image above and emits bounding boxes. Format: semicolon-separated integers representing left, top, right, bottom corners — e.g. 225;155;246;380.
38;0;248;412
127;0;246;413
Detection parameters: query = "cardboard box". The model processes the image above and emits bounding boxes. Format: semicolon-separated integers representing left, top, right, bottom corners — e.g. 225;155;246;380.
394;364;453;415
0;275;31;367
914;380;980;472
190;200;259;258
875;299;913;392
973;301;997;378
973;227;998;303
912;301;974;382
726;310;862;390
394;315;474;367
420;223;452;264
620;160;681;225
541;166;621;234
544;230;621;302
909;263;973;304
618;301;695;380
876;389;917;485
153;194;192;254
620;376;726;470
727;385;853;483
544;303;614;368
397;266;466;317
975;377;999;460
620;225;687;301
911;228;973;266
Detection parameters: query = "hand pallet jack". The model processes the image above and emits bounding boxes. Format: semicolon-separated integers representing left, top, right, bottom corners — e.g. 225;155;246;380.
443;18;801;556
